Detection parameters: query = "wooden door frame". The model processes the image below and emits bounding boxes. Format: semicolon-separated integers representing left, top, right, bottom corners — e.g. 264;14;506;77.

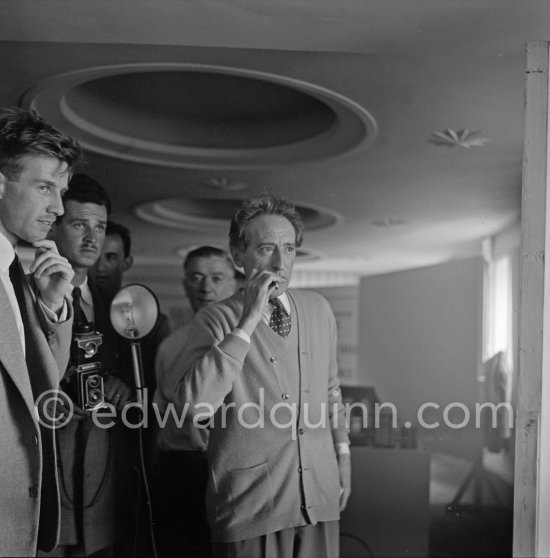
516;41;550;557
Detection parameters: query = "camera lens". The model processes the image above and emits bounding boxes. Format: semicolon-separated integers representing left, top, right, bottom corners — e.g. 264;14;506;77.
88;389;102;404
84;341;97;356
87;375;101;388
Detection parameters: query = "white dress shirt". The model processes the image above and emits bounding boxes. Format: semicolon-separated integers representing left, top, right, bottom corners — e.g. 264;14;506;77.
0;232;26;353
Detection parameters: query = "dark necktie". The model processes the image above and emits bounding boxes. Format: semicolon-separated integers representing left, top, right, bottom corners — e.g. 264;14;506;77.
72;286;89;332
269;298;291;338
8;254;29;352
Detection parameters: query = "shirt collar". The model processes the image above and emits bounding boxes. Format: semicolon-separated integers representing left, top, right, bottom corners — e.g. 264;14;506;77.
71;276;93;306
0;231;16;274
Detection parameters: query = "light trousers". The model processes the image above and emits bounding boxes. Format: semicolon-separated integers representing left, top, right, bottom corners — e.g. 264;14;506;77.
212;521;339;558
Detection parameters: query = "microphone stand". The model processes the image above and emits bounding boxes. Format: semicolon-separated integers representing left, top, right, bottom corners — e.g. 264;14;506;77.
130;341;145;407
126;339;158;558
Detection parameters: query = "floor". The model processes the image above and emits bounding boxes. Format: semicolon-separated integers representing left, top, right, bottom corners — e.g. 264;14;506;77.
428;452;513;558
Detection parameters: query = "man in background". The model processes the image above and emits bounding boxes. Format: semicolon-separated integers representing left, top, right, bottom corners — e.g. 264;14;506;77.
90;219;170;556
154;246;238;558
47;174;135;557
90;220;170;393
89;220;133;302
0;106;81;556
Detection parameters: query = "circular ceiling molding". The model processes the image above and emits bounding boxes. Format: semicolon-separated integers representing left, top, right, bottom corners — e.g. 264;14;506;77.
175;244;323;263
21;63;377;169
135;197;342;233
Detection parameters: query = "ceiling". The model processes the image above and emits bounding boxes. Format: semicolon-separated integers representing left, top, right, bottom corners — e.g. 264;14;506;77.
1;1;543;282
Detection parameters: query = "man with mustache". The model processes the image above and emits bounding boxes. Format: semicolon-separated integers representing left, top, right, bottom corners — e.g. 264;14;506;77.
173;194;351;558
47;174;134;557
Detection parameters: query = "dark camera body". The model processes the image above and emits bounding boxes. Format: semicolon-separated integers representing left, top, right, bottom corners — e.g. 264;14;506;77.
63;327;106;412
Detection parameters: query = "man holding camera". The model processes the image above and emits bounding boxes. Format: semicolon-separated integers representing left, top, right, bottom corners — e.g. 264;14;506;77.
47;174;134;557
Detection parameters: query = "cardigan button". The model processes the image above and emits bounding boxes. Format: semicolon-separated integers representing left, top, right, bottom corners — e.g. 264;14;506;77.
299;428;305;435
270;357;277;363
282;393;289;400
29;485;39;498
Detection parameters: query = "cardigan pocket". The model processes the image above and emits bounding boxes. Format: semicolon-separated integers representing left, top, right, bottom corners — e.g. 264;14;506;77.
227;459;274;519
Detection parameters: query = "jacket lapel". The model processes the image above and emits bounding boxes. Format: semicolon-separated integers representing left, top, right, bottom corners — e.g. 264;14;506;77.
0;280;35;410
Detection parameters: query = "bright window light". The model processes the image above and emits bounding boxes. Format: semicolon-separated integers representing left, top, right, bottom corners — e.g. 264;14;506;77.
485;254;513;367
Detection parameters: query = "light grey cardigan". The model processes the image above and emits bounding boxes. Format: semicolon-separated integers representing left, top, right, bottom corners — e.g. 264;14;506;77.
173;288;349;543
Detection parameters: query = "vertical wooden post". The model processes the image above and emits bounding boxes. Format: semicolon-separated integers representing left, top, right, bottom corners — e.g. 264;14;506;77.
516;41;550;557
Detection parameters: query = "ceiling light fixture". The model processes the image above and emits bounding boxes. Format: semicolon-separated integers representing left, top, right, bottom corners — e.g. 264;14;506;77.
430;128;490;148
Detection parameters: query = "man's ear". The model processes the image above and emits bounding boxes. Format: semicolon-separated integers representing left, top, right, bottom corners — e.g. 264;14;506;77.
230;246;243;268
123;255;133;272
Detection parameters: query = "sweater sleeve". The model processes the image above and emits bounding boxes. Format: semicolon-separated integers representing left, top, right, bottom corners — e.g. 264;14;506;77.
171;304;250;419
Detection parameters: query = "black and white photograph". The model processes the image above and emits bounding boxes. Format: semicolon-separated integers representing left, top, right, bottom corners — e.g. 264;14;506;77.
2;2;550;557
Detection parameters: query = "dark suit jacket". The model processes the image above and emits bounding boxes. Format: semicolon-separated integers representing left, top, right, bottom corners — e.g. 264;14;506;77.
0;268;72;556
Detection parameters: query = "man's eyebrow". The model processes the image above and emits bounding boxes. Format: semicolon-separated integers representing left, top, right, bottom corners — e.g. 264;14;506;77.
33;178;56;184
34;179;59;188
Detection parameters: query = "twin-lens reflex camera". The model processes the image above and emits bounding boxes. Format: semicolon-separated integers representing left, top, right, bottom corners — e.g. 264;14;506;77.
62;324;106;412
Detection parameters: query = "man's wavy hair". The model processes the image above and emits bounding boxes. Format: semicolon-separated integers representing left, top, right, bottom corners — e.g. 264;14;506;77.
229;194;304;250
0;106;82;179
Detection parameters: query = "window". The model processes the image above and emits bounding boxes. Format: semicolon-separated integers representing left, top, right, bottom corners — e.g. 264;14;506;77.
484;244;514;374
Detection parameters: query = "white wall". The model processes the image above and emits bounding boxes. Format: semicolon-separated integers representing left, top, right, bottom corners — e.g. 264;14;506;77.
357;257;483;426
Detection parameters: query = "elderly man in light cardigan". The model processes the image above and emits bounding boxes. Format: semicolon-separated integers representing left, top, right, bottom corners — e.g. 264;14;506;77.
173;194;351;558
